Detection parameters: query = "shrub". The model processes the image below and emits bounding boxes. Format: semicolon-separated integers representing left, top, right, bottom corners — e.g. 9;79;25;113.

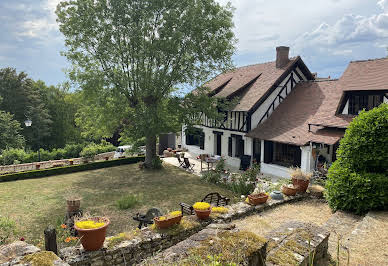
241;163;260;182
201;170;221;184
116;195;139;210
228;178;255;195
326;104;388;214
336;104;388;173
80;141;115;159
325;161;388;214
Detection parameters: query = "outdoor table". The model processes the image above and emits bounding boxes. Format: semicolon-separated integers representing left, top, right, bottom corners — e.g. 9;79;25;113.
205;156;220;171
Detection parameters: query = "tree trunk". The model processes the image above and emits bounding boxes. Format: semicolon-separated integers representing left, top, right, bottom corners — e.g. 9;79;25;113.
144;135;157;168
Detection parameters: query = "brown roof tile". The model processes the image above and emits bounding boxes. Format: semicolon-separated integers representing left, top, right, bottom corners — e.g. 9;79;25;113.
246;80;349;145
204;58;299;111
339;57;388;91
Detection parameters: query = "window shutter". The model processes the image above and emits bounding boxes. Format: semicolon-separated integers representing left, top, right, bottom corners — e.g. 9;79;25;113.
228;137;232;156
264;141;273;163
237;139;245;158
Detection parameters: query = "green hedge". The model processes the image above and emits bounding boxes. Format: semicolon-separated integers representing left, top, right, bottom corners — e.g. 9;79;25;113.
0;156;145;182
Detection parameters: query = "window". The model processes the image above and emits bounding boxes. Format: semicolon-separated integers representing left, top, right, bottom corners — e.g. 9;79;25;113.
349;94;383;115
228;134;244;158
264;141;301;167
185;128;204;149
273;143;301;167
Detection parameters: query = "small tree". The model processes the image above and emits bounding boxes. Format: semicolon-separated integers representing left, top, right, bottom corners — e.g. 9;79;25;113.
326;104;388;214
56;0;236;168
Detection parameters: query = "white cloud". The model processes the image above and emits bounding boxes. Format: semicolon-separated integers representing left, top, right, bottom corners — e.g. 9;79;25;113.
18;0;62;40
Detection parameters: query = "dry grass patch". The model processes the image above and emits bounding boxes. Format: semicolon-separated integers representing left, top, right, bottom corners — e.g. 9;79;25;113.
234;199;332;236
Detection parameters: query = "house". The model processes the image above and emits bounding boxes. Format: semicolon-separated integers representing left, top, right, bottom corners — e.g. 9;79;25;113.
182;47;388;177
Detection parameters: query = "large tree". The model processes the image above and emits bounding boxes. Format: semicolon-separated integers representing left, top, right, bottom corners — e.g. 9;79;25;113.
57;0;236;167
0;97;25;152
0;68;52;150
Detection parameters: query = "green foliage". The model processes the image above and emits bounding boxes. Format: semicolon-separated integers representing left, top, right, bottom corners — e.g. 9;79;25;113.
0;143;86;165
325;161;388;214
201;170;222;184
56;0;236;167
0;216;18;245
150;157;163;169
0;156;145;182
241;163;260;182
0;68;52;150
116;195;139;210
336;104;388;173
79;141;115;159
326;104;388;214
0;110;25;152
228;178;255;195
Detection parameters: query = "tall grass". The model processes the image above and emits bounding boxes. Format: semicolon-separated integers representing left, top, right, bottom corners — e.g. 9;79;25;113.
116;195;140;210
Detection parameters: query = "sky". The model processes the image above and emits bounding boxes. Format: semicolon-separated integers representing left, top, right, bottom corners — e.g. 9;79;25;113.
0;0;387;87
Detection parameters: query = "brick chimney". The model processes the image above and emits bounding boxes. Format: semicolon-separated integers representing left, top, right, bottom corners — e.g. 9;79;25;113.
276;46;290;68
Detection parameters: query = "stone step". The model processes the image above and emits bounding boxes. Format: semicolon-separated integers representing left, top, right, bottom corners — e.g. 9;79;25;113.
321;210;363;261
341;211;388;265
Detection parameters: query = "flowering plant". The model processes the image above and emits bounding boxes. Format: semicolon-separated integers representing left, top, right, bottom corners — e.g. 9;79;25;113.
75;220;105;229
193;202;211;210
155;211;182;221
211;206;229;214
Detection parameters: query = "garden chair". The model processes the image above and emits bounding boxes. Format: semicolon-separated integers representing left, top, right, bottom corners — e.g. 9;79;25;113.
183;158;195;171
133;208;162;229
176;154;185;168
179;192;230;215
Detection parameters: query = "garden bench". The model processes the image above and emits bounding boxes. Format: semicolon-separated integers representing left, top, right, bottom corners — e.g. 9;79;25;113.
179;192;230;215
133;208;162;229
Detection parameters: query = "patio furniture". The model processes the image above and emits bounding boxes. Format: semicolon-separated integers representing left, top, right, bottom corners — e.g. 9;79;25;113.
183;158;195;171
179;192;230;215
176;154;185;168
133;208;162;229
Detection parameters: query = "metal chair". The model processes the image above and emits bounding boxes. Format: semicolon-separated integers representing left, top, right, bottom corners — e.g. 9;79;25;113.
183;157;195;171
179;192;230;215
133;208;162;229
176;154;185;168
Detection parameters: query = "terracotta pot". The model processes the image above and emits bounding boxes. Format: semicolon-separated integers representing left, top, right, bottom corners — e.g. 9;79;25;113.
248;193;268;205
292;178;310;193
194;208;211;220
154;215;182;229
104;157;109;161
69;160;74;165
35;164;41;170
66;199;81;212
282;185;297;196
75;217;109;251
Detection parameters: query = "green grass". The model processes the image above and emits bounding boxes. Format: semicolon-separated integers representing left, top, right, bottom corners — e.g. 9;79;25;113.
0;163;237;247
116;194;140;210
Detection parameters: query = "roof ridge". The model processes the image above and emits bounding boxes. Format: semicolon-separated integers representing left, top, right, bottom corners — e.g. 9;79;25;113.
300;79;339;83
350;57;388;63
231;56;299;71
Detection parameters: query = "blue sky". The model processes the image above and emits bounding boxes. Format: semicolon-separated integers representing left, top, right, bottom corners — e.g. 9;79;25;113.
0;0;388;87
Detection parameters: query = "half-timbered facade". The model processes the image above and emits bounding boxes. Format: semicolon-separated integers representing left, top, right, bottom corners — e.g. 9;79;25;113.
182;46;315;168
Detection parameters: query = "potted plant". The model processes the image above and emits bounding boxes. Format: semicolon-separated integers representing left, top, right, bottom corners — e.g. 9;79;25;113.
193;202;211;220
247;184;269;205
74;216;110;251
290;168;312;193
154;211;182;229
282;184;297;196
68;159;74;165
65;191;82;213
35;163;41;170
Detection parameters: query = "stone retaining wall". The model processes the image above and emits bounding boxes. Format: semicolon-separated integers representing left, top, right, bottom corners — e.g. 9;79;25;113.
1;194;312;266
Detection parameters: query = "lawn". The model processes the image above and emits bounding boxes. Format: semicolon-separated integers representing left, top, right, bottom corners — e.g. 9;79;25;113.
0;163;237;246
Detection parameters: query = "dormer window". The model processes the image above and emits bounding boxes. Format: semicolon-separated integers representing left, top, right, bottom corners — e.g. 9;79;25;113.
348;93;383;115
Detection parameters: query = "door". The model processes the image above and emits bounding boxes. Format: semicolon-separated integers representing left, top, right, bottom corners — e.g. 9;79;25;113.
253;139;261;163
216;134;222;156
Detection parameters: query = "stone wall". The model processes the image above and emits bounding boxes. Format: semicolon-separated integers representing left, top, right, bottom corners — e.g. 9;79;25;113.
1;194;316;266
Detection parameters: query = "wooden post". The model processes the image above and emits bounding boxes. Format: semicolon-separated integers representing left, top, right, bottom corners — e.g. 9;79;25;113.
44;225;58;255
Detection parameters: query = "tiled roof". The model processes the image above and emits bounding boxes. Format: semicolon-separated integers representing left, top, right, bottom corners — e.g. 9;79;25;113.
308;57;388;127
339;57;388;91
204;58;300;111
246;80;349;145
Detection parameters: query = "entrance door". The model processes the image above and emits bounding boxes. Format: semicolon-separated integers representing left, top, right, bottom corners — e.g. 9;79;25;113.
216;134;222;156
253;139;261;163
